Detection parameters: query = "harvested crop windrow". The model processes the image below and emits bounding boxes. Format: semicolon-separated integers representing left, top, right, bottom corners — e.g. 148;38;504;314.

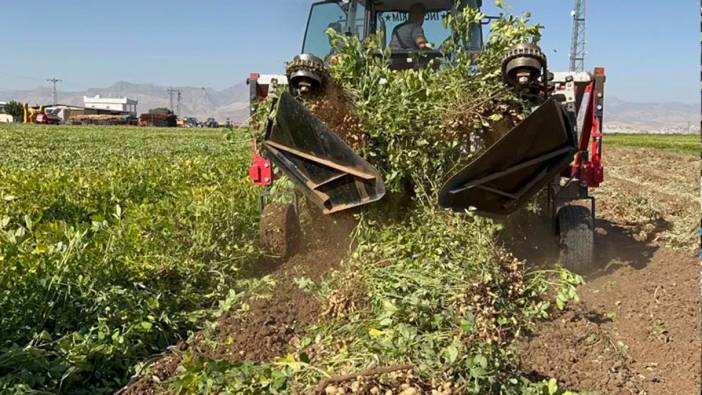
166;202;582;394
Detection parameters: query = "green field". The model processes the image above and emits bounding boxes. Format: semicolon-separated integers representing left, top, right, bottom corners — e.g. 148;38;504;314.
605;133;699;153
0;124;261;393
0;124;582;394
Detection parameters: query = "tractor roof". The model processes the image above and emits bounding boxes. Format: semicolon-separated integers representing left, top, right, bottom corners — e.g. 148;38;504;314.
372;0;481;12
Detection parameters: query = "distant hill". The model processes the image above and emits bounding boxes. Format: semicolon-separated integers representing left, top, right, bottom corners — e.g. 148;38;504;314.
0;81;251;123
1;83;698;133
605;97;699;134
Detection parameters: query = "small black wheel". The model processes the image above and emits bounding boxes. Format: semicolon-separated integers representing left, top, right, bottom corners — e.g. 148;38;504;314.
259;202;300;258
557;205;595;274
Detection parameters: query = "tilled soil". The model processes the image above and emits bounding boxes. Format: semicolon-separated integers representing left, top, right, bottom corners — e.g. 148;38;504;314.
121;207;357;394
196;241;348;363
594;146;699;249
518;146;700;395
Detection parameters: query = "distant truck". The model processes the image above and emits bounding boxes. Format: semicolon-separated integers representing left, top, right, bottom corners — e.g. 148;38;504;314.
138;112;177;127
35;113;61;125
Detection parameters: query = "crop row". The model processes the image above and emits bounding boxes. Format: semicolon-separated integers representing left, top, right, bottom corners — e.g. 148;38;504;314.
0;125;261;394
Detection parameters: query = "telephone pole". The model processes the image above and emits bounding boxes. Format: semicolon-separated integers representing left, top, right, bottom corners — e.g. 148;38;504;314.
176;90;182;116
569;0;586;72
167;87;182;114
47;78;62;105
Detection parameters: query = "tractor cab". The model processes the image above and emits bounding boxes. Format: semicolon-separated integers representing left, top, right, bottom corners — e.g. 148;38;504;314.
302;0;483;69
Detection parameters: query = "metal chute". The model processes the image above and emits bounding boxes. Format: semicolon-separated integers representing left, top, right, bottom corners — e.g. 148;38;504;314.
263;92;386;214
438;98;576;216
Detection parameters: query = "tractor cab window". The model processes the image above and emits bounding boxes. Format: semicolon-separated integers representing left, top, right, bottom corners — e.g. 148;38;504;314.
303;2;347;58
352;1;367;38
379;10;451;50
378;7;483;52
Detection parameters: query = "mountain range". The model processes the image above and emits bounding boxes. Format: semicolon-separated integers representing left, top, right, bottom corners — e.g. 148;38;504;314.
605;97;699;134
0;82;698;133
0;81;251;123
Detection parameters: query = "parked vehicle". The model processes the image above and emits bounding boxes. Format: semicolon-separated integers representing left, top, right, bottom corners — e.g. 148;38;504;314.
34;112;61;125
204;118;219;128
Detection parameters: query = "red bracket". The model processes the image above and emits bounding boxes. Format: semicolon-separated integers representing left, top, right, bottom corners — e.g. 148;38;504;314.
572;69;605;188
248;139;273;186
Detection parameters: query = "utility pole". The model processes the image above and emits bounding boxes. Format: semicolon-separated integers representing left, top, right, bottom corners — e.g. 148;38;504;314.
167;88;176;112
176;90;182;116
569;0;586;72
202;87;212;105
167;87;182;115
47;78;62;105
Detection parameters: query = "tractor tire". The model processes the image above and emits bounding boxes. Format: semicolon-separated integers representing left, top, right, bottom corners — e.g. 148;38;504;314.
557;205;595;274
259;202;300;259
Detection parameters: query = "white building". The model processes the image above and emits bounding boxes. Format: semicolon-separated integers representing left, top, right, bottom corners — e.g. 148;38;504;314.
83;95;138;115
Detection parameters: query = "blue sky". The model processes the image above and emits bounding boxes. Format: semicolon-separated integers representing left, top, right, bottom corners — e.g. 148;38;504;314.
0;0;698;103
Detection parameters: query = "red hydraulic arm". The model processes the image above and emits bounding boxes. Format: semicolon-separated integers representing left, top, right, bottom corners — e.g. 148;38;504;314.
573;67;606;188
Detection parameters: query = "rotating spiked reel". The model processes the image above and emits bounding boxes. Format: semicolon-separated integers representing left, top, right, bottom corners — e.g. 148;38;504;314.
286;54;328;97
501;43;547;89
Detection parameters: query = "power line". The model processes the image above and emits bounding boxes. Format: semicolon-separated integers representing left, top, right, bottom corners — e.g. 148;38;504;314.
569;0;586;72
47;78;63;105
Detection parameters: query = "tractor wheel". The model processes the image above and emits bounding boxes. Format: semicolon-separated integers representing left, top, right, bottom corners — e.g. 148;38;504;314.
557;205;595;274
259;202;300;259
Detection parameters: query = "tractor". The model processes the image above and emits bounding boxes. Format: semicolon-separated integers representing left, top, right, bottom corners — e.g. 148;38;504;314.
248;0;606;274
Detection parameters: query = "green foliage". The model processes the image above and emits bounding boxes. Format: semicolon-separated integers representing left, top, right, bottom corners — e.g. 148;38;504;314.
320;4;541;192
284;207;552;393
2;101;24;121
605;133;699;154
0;124;261;394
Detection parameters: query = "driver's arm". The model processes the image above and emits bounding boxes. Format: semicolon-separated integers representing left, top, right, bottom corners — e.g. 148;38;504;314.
413;26;428;49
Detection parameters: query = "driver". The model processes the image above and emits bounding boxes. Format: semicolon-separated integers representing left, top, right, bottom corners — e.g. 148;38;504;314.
389;3;429;50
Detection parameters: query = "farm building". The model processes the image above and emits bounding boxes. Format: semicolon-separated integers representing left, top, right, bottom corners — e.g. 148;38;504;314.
83;95;138;116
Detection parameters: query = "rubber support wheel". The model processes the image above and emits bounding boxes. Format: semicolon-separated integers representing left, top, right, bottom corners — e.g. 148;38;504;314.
259;203;300;259
557;205;595;274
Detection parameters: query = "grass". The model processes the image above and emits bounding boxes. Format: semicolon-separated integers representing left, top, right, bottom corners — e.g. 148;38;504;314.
605;133;699;154
0;124;261;394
